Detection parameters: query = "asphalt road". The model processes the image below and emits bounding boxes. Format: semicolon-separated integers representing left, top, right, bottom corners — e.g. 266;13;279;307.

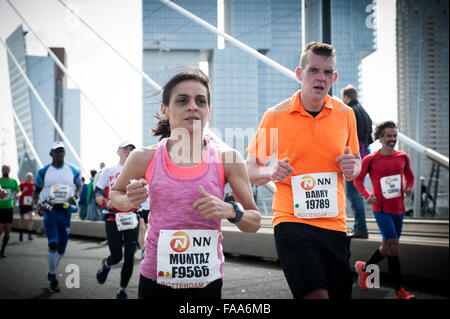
0;231;448;300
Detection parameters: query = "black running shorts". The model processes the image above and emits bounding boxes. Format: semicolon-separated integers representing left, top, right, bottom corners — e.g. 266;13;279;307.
19;205;33;215
0;208;14;224
274;222;353;299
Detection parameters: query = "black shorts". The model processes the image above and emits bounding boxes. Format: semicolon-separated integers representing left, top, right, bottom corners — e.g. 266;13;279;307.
138;209;149;224
20;205;33;214
138;274;222;299
0;208;14;224
274;222;353;299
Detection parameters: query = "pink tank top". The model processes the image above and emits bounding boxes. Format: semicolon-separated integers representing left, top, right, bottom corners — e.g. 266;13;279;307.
140;137;225;281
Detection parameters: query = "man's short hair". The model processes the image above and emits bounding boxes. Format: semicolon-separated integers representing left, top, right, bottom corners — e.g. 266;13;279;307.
341;85;358;101
374;121;397;140
299;42;336;69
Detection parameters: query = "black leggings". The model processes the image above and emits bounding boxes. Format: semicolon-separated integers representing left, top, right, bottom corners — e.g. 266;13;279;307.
105;220;139;288
138;274;222;299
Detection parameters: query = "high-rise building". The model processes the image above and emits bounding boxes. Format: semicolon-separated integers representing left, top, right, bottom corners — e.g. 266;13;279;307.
6;25;81;179
396;0;449;214
304;0;377;98
142;0;377;214
142;0;302;214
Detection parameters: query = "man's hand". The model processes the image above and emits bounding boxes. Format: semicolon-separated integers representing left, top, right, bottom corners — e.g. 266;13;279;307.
336;147;359;181
404;187;412;197
0;188;7;199
271;158;295;182
35;203;46;216
366;194;377;205
125;178;148;208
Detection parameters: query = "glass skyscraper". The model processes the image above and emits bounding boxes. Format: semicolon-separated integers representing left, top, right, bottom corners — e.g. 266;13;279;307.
142;0;376;214
396;0;449;215
6;25;81;178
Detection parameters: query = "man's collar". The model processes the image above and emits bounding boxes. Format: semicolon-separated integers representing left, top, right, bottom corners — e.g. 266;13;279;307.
289;90;333;114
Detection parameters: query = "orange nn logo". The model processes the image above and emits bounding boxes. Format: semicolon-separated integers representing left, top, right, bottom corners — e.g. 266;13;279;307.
170;231;190;253
300;175;316;191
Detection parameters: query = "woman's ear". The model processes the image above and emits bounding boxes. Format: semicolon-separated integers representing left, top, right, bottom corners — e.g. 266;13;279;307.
161;103;169;119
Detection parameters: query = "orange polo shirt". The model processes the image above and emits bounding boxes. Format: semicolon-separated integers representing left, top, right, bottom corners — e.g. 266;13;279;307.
246;90;359;232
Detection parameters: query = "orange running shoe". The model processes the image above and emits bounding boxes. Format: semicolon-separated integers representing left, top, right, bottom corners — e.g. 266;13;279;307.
354;261;369;290
396;287;416;299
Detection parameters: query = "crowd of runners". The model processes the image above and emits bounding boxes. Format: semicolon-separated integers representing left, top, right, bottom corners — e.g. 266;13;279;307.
1;42;418;299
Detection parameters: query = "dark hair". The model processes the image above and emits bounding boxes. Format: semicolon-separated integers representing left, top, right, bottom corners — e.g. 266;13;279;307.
299;42;336;69
152;66;211;140
341;84;357;101
373;121;397;140
90;169;97;178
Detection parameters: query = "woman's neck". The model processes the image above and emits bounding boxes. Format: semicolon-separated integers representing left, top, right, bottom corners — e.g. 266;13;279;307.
167;135;207;166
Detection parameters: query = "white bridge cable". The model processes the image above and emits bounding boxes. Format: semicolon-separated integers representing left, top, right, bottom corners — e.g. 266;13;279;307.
158;0;299;83
56;0;163;93
0;37;89;173
6;0;123;142
0;89;44;168
10;105;44;169
161;0;448;171
55;0;278;192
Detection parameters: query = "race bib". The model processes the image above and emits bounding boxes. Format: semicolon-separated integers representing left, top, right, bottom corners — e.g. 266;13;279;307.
380;174;401;199
1;189;11;201
157;229;222;289
115;212;138;231
23;196;33;206
50;184;70;203
291;172;338;219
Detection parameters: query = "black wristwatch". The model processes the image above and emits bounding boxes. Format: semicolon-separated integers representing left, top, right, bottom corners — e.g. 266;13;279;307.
227;201;244;224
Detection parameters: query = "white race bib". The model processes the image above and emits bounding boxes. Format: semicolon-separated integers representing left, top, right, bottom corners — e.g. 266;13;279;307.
291;172;338;219
115;212;138;231
157;229;222;289
380;174;401;199
23;196;33;206
1;189;11;201
50;184;70;203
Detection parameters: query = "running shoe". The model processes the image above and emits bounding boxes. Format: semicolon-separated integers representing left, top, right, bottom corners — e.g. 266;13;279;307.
354;261;369;290
116;289;128;299
96;258;110;284
48;278;60;293
396;287;416;299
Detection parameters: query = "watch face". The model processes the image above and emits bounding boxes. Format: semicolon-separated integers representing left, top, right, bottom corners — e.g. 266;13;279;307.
235;202;244;212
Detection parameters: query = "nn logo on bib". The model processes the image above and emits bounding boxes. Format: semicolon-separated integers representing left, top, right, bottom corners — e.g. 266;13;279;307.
300;175;332;191
170;231;190;253
383;177;392;185
300;175;316;191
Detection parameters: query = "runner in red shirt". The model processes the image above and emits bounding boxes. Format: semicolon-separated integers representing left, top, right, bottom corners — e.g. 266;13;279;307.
353;121;416;299
19;172;35;241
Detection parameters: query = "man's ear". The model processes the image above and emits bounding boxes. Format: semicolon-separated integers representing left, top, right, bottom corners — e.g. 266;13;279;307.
295;67;302;82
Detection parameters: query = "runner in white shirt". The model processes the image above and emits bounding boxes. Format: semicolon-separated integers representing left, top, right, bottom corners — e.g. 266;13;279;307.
94;141;139;299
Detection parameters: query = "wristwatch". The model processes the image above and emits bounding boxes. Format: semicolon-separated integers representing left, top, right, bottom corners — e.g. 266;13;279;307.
227;201;244;224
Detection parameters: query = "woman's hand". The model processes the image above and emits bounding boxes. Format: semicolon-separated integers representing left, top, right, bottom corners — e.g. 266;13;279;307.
125;178;148;209
191;186;234;220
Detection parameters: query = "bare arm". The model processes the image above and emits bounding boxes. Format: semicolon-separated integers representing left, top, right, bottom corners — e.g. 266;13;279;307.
192;149;261;233
110;147;155;211
245;154;294;186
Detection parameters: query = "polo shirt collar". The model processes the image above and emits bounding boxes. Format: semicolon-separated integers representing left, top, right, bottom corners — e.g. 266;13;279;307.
289;90;333;114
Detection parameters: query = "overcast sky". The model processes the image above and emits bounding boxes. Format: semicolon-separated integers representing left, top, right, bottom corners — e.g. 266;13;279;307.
0;0;396;179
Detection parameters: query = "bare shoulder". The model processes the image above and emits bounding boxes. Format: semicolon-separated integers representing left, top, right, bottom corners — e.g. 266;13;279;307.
128;144;159;168
214;145;244;166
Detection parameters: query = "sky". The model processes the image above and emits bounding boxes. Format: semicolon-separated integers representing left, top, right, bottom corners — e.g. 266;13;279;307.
0;0;397;179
